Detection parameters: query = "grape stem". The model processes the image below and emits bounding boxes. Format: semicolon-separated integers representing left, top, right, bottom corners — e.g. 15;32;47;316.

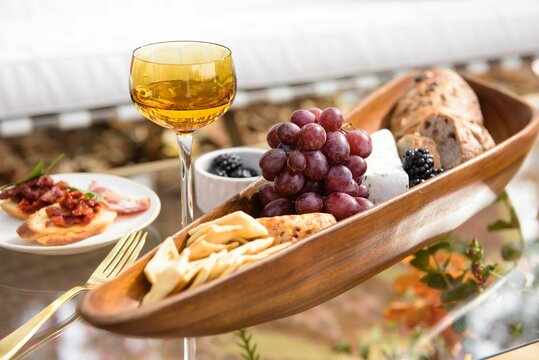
341;122;356;132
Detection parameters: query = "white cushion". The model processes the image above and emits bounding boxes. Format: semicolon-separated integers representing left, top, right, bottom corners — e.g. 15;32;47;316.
1;0;538;119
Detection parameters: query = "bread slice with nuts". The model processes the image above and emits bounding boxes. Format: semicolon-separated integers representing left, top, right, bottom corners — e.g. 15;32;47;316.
419;114;495;170
390;68;484;139
17;205;117;246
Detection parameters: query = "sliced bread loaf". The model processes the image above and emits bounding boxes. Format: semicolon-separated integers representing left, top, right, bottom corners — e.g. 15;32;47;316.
390;68;484;139
419;114;495;169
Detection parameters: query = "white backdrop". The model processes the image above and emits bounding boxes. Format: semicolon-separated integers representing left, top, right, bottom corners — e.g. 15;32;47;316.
1;0;539;120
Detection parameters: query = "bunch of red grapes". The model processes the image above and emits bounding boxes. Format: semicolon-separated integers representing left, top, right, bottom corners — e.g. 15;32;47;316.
258;107;374;220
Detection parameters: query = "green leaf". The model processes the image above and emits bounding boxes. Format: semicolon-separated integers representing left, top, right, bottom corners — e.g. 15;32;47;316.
495;191;508;203
5;160;44;189
332;340;352;354
501;242;523;261
358;341;370;360
0;154;64;191
410;250;430;270
83;191;103;201
236;329;260;360
455;271;468;283
480;264;498;280
442;256;451;269
452;317;467;333
511;323;523;338
67;186;104;201
420;272;451;290
27;160;45;180
487;220;517;232
407;328;423;351
441;280;479;303
427;241;450;255
43;153;64;174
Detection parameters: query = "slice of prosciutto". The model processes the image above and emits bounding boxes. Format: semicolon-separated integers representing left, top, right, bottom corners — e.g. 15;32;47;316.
88;181;151;215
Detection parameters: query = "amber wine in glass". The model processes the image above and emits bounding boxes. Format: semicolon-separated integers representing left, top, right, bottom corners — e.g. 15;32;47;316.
130;41;236;360
132;78;235;132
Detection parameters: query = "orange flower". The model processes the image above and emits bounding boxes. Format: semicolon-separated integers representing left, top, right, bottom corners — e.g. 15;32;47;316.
384;250;471;355
394;272;422;294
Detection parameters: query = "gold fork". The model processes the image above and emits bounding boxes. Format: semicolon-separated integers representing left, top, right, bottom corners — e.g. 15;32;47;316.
0;230;147;360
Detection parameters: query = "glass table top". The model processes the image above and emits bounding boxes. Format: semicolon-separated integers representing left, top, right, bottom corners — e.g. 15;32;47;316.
0;139;538;360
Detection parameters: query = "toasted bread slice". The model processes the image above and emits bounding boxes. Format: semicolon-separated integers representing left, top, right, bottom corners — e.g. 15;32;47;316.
1;200;29;219
17;205;117;246
257;213;336;245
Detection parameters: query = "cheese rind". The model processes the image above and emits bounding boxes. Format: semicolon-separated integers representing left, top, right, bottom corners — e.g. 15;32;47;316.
364;129;409;205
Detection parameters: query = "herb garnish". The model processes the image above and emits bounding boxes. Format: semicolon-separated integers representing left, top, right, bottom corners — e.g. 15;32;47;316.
0;154;64;192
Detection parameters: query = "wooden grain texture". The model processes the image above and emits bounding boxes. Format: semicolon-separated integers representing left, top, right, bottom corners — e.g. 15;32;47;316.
78;73;539;338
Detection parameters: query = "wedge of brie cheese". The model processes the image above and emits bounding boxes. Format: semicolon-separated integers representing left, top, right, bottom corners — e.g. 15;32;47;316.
364;129;409;205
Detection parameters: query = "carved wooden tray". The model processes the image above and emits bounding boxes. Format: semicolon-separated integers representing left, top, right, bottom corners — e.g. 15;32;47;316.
78;74;539;338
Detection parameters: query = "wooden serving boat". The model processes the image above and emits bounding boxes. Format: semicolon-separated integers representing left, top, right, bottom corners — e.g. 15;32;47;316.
78;73;539;338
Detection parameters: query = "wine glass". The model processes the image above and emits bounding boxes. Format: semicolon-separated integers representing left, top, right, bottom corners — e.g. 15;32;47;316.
130;40;236;359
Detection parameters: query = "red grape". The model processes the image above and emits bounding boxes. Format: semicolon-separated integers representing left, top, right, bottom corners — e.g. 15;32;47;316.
308;107;322;121
274;170;305;197
297;123;327;151
325;165;353;194
261;169;278;181
287;150;306;173
345;155;367;182
295;192;324;214
354;197;374;211
266;124;281;148
259;148;287;176
258;183;282;206
277;122;300;146
290;109;316;128
357;184;369;198
343;180;360;197
322;131;350;165
324;192;361;220
301;179;323;194
303;150;329;181
319;107;344;132
261;198;293;217
346;129;373;158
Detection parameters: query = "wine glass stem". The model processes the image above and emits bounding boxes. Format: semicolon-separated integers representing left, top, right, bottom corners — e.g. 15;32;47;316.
176;131;196;359
184;337;196;359
175;131;194;228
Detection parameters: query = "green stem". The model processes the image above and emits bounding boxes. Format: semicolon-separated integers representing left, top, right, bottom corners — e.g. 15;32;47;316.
433;254;452;288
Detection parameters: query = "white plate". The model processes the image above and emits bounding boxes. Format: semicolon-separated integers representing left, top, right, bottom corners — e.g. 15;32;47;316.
0;173;161;255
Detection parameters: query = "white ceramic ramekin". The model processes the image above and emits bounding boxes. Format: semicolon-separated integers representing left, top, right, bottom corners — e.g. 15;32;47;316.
194;147;265;213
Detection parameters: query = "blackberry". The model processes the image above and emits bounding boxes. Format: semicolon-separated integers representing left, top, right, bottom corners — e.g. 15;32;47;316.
211;154;242;176
210;167;229;177
230;167;259;178
402;148;444;187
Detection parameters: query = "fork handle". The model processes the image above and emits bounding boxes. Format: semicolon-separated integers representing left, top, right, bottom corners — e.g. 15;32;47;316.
0;285;88;360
